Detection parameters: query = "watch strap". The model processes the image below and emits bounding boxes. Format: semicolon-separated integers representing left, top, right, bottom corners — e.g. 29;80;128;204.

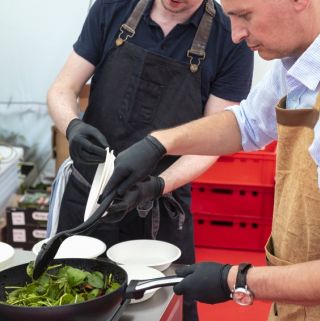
235;263;252;288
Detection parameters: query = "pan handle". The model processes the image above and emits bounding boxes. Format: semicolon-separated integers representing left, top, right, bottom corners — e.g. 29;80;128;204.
125;275;183;300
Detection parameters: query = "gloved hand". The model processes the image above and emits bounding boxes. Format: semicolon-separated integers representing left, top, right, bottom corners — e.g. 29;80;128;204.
173;262;232;304
101;135;166;199
107;176;165;215
66;118;108;164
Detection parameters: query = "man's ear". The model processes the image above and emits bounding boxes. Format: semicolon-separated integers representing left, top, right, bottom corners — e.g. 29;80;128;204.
291;0;310;12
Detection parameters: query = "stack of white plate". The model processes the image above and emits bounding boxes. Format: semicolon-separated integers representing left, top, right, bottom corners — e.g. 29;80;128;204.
0;146;23;215
0;242;15;271
107;239;182;304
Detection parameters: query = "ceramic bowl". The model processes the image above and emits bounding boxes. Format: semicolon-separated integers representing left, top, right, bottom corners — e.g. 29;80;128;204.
106;239;181;271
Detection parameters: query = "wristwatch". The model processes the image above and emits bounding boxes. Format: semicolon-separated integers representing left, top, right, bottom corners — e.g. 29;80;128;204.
230;263;254;306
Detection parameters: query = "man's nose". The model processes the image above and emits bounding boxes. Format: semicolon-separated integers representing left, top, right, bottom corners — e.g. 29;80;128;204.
231;20;249;44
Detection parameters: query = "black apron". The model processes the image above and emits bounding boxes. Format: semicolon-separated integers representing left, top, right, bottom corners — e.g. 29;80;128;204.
58;0;214;269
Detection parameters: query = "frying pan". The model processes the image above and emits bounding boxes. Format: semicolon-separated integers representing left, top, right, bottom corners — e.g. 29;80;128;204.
0;258;183;321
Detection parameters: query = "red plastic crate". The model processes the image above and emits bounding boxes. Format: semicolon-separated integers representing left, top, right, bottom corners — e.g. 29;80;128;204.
191;182;274;219
193;213;272;251
194;142;276;188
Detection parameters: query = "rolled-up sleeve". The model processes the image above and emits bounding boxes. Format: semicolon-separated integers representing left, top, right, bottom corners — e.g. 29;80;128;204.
226;61;282;151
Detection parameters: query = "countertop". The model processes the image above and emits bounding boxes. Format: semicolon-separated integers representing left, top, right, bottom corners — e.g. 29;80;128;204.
3;249;183;321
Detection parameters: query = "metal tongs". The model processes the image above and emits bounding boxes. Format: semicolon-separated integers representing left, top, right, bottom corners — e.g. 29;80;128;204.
32;191;116;279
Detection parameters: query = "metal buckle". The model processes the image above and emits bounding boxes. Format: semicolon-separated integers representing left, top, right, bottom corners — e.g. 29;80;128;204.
187;50;206;73
115;24;136;46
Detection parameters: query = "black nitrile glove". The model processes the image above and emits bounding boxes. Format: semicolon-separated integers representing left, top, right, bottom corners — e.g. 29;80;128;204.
107;176;165;215
101;135;166;199
66;118;108;164
173;262;232;304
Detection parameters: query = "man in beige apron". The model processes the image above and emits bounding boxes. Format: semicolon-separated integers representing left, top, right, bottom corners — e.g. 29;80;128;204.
100;0;320;319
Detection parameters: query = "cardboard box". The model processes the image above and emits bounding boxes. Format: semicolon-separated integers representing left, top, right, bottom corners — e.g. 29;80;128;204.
6;225;47;250
6;207;48;250
6;207;48;228
52;126;69;172
0;217;6;242
79;84;90;112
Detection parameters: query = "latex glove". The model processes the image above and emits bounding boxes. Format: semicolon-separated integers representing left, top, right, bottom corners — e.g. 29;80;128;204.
66;118;108;164
107;176;165;215
101;135;166;198
173;262;232;304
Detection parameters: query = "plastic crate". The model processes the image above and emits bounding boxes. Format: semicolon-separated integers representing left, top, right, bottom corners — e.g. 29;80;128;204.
193;213;271;251
191;182;274;219
194;143;276;188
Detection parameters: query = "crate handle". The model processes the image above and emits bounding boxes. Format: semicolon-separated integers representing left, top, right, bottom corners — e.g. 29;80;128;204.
210;220;233;227
210;188;233;195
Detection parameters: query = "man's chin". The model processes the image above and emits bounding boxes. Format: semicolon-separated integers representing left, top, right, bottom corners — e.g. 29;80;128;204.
257;50;278;61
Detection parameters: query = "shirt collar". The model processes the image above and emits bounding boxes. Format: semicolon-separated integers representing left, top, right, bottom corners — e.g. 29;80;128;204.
143;0;206;28
281;34;320;91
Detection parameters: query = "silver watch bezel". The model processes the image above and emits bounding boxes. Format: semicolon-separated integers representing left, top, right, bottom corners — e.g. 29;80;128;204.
231;286;254;306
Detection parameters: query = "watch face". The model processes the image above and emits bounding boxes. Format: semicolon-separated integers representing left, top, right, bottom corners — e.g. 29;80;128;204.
232;288;253;306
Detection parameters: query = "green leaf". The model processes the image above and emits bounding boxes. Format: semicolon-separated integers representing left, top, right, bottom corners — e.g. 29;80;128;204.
87;271;104;289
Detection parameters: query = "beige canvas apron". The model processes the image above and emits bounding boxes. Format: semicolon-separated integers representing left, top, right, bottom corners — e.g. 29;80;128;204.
265;94;320;320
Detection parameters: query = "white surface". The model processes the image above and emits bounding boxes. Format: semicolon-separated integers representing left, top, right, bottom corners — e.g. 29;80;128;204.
107;240;181;271
0;242;15;271
0;146;23;216
84;148;115;221
122;264;165;304
0;1;92;168
32;235;106;259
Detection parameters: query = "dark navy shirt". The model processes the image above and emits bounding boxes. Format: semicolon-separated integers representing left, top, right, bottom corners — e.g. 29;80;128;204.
74;0;253;104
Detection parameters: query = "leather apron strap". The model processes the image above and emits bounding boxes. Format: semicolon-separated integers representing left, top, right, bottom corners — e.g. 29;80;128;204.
116;0;150;46
116;0;216;73
187;0;216;72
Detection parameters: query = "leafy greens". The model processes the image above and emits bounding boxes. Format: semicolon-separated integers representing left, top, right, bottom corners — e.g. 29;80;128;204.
3;262;121;307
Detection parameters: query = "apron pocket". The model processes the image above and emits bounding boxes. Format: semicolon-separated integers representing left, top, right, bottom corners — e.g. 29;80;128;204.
127;76;165;125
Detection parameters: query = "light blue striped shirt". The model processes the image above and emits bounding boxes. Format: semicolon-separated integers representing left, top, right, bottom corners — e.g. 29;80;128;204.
228;35;320;188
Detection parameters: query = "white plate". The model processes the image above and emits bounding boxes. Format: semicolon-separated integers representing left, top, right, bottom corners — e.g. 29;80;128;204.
32;235;107;259
84;148;115;221
106;239;181;271
121;264;165;304
0;242;15;271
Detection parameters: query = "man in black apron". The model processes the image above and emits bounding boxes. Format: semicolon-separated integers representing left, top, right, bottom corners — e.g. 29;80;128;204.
47;0;253;320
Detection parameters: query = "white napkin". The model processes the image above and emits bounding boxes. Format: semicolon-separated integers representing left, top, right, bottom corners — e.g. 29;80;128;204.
84;148;115;221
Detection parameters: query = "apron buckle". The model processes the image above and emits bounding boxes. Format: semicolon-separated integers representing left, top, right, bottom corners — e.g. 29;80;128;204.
187;49;206;73
116;24;135;46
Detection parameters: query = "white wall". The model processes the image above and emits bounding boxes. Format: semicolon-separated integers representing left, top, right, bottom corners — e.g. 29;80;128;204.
0;0;92;167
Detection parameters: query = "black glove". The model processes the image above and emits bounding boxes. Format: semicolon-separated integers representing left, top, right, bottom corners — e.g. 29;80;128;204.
66;118;108;164
107;176;165;215
101;135;166;198
173;262;232;304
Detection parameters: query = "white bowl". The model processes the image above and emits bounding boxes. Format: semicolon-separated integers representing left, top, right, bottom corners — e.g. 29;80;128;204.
106;239;181;271
32;235;107;259
0;242;15;271
121;264;165;304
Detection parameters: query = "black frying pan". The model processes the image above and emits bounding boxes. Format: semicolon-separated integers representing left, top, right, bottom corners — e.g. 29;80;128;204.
0;258;182;321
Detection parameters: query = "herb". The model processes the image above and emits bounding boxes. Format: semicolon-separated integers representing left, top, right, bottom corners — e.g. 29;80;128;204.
2;262;121;307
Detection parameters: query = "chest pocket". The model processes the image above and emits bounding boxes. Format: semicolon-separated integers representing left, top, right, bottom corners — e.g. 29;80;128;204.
126;75;166;125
